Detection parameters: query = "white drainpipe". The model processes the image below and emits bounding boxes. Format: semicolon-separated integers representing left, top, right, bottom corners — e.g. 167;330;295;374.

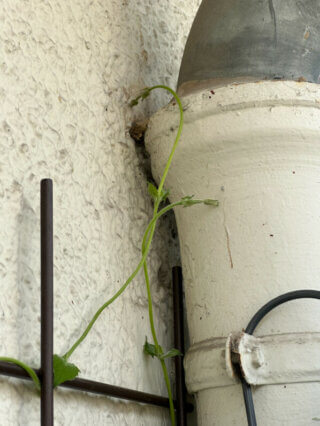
145;80;320;425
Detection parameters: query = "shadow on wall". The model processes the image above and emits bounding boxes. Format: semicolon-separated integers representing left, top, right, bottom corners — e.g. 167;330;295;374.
17;197;39;364
103;0;202;115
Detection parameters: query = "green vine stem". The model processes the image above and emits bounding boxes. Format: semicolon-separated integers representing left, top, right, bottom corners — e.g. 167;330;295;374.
64;85;183;363
0;357;40;391
140;85;184;425
143;85;184;195
63;85;218;426
143;261;175;424
0;85;218;426
63;198;210;361
63;210;158;360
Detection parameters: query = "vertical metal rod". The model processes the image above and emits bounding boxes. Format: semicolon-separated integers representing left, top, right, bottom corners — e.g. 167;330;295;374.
41;179;54;426
172;266;187;426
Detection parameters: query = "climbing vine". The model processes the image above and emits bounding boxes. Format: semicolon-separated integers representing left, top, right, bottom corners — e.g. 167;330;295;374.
1;86;218;426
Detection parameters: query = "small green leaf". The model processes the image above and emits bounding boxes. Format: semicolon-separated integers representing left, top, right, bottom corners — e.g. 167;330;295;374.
129;88;151;108
53;354;80;388
143;337;162;358
148;182;159;201
159;188;170;203
181;195;197;207
147;183;170;203
141;88;151;99
160;348;182;360
203;199;219;207
181;195;194;201
144;338;157;358
129;98;139;107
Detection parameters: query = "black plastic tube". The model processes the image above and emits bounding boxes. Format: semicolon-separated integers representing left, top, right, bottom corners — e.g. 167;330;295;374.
241;290;320;426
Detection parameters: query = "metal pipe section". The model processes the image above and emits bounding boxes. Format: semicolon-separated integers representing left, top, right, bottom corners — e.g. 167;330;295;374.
40;178;54;426
145;80;320;424
178;0;320;94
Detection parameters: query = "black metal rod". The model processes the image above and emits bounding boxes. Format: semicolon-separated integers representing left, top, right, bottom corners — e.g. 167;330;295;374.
172;266;187;425
0;362;194;412
60;377;184;410
41;179;54;426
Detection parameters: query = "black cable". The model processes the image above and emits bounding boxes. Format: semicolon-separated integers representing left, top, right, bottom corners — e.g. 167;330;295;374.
241;375;257;426
245;290;320;334
240;290;320;426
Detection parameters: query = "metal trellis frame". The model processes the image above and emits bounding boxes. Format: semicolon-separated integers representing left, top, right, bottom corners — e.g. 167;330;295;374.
0;179;192;425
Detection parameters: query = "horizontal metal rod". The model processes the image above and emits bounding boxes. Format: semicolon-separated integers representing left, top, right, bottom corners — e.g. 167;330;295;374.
0;362;193;412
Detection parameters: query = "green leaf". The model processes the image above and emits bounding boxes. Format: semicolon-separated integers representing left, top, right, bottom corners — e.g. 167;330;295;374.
159;188;170;203
203;199;219;207
181;195;197;207
144;338;157;358
160;348;182;360
143;337;162;358
181;195;194;201
141;88;151;99
147;183;170;203
129;98;139;107
53;354;80;388
129;88;151;108
148;182;159;201
144;338;182;361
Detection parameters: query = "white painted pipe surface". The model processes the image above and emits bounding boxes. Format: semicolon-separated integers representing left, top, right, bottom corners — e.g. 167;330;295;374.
146;81;320;425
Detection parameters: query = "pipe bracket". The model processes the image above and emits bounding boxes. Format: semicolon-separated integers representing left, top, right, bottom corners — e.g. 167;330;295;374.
227;331;320;386
184;332;320;393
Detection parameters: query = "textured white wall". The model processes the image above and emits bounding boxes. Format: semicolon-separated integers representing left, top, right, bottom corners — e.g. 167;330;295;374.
0;0;201;424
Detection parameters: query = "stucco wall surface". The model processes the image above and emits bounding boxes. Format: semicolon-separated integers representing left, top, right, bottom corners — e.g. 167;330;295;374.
0;0;201;424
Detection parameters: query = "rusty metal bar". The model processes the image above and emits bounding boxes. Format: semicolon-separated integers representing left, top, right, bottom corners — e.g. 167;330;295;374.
40;179;54;426
172;266;187;425
0;361;194;412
